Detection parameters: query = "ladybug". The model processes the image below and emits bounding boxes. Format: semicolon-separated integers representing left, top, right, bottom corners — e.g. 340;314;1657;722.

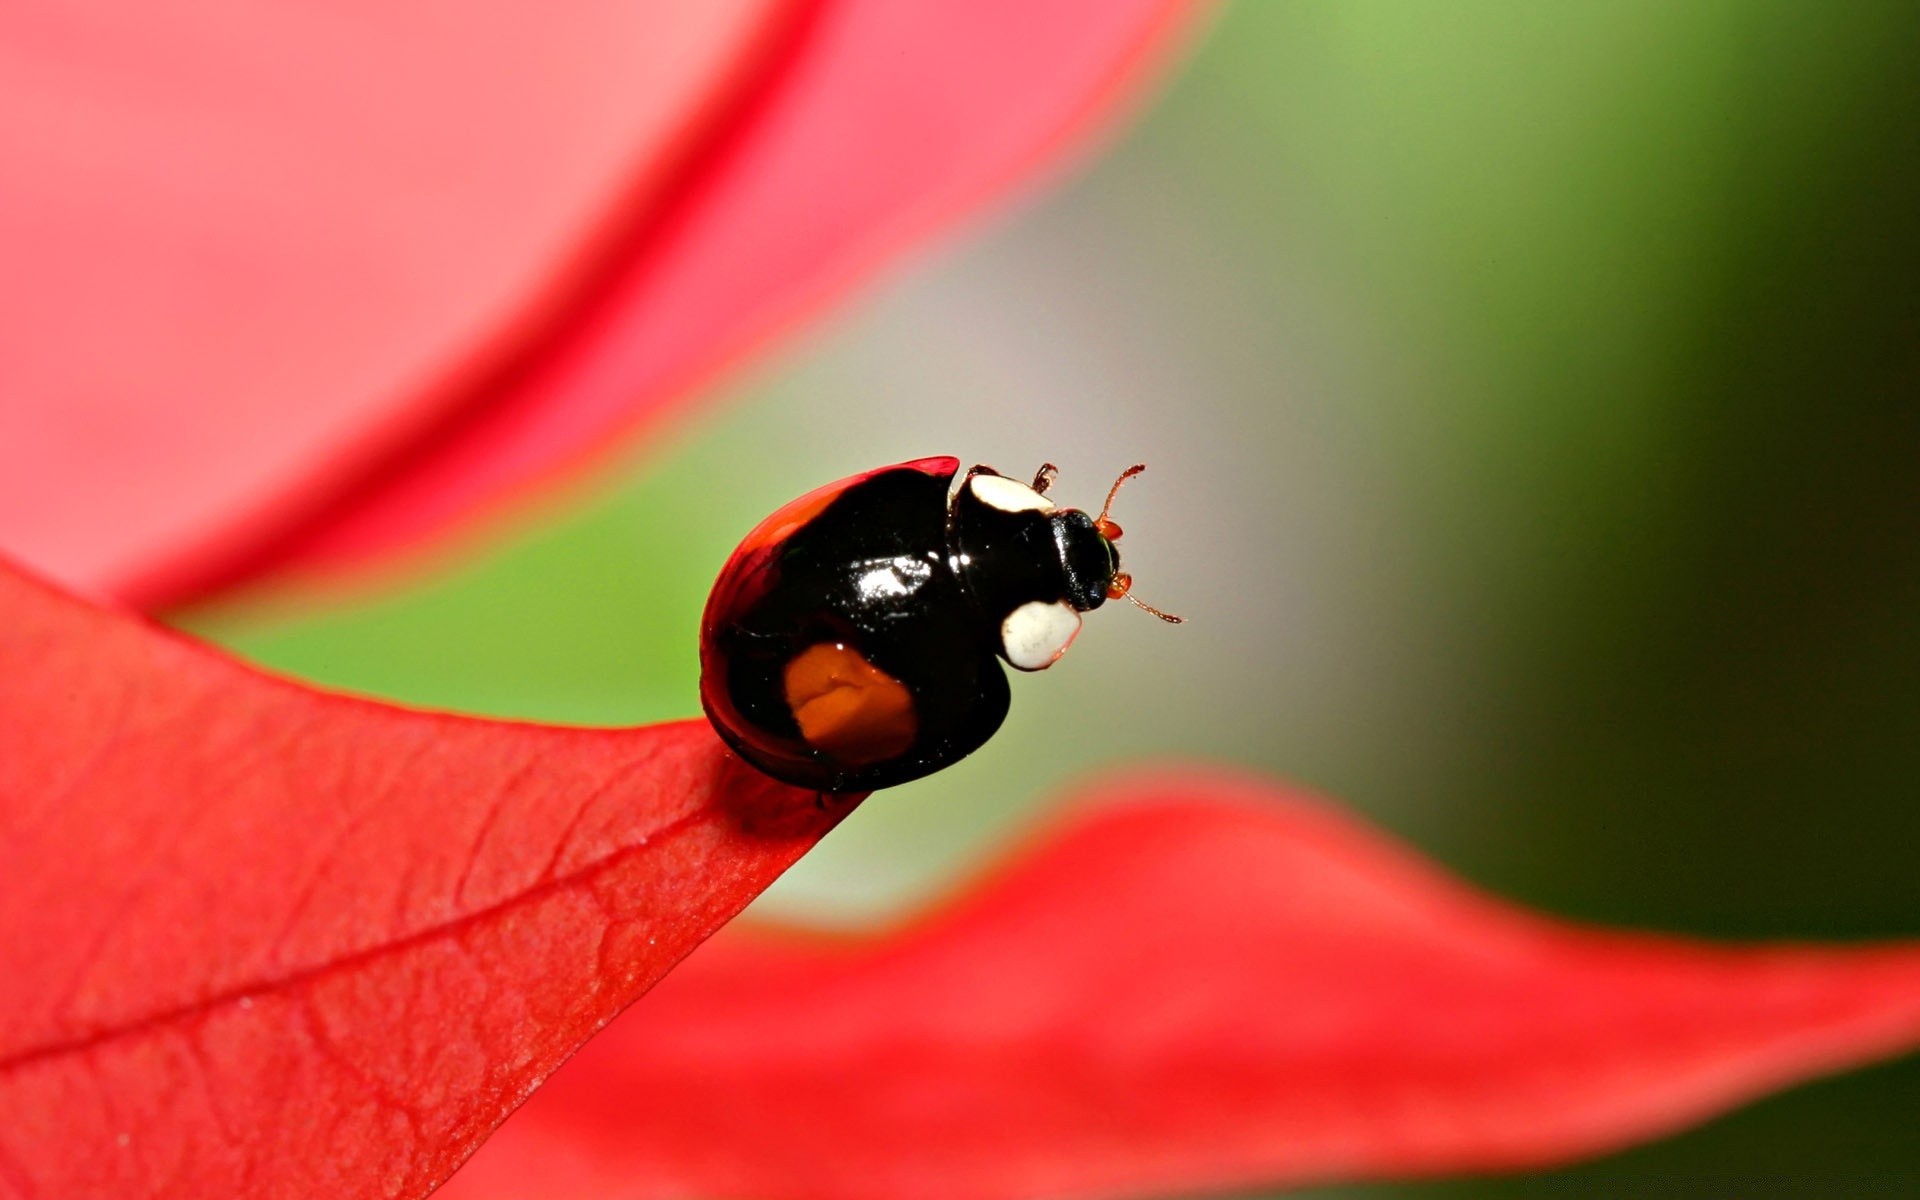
700;456;1180;793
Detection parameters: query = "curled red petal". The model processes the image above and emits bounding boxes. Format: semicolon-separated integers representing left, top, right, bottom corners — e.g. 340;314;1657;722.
259;0;1201;596
0;558;852;1199
445;773;1920;1200
0;0;794;606
0;0;1202;611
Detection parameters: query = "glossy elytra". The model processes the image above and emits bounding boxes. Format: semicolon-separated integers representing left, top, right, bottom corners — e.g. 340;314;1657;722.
700;456;1180;793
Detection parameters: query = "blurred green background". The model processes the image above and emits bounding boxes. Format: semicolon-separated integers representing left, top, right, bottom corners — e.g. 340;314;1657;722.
179;1;1920;1193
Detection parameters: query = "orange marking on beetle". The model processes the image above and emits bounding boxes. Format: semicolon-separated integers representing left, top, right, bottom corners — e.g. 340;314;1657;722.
783;643;917;764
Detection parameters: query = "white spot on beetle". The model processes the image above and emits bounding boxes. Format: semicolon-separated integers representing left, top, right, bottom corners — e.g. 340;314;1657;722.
1001;600;1081;670
970;473;1054;514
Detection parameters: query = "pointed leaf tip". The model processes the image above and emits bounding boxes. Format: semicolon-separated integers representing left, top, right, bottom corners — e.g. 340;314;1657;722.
446;771;1920;1200
0;558;853;1198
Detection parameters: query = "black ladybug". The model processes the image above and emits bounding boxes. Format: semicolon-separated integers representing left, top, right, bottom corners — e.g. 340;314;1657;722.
700;456;1180;792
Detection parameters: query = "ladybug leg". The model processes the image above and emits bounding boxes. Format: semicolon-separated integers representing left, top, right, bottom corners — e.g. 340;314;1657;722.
1031;462;1060;495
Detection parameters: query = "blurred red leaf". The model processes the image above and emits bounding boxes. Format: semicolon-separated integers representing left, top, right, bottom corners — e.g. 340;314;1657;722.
446;774;1920;1200
261;0;1198;593
0;0;1200;610
0;0;794;606
0;559;850;1199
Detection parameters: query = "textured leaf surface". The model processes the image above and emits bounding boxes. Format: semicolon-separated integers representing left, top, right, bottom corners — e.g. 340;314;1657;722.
446;774;1920;1200
0;0;1198;610
0;560;845;1199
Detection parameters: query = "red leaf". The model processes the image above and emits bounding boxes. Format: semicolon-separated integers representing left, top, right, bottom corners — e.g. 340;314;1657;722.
258;0;1199;593
0;558;850;1199
0;1;1201;610
0;0;794;607
445;773;1920;1200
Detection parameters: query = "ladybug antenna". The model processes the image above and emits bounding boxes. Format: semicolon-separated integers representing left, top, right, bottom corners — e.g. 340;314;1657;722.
1128;594;1187;624
1105;571;1186;624
1094;463;1147;541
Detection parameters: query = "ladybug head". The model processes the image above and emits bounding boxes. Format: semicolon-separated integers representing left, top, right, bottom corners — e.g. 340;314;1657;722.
1059;464;1184;623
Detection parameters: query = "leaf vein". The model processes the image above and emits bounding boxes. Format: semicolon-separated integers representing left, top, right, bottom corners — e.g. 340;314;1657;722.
0;805;710;1075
